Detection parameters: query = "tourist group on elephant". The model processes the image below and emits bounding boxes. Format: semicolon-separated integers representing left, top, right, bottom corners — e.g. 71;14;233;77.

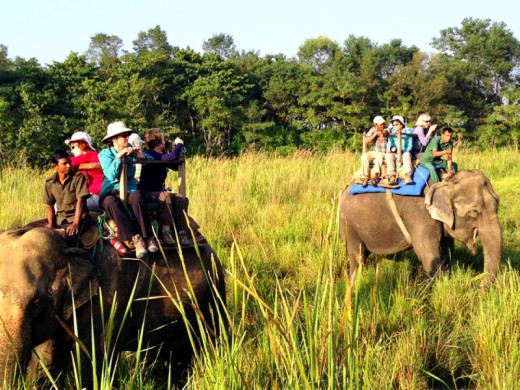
359;113;457;187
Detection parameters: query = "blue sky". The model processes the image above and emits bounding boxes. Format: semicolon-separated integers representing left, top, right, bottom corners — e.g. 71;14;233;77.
2;0;520;65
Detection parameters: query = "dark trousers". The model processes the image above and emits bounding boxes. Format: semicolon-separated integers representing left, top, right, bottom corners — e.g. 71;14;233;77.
143;191;189;232
100;191;153;241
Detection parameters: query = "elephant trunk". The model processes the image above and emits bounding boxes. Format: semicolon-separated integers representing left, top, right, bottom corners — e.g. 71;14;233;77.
479;215;503;286
0;300;30;385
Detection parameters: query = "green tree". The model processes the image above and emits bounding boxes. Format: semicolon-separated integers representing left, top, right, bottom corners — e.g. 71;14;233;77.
432;18;520;105
202;33;236;59
297;36;340;74
132;25;173;57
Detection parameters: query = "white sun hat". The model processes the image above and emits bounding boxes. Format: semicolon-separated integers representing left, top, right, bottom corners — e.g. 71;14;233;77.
102;121;133;143
65;131;96;151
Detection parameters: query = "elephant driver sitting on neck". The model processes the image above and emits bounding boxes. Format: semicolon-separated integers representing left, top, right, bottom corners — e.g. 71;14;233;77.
43;149;91;247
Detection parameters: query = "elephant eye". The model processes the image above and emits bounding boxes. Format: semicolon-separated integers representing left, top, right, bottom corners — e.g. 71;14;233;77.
466;210;480;219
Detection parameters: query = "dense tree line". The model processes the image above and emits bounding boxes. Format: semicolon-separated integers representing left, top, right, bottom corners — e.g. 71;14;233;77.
0;18;519;166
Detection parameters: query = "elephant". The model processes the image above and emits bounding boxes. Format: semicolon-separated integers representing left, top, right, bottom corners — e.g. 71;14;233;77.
0;226;226;388
340;170;502;285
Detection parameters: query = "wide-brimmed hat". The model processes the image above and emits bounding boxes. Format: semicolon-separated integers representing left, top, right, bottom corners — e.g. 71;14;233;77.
128;133;144;149
102;121;133;143
373;115;385;125
390;115;405;126
65;131;96;151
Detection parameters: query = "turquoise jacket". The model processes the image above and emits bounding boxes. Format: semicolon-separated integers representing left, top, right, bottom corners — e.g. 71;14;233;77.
386;127;414;153
98;147;153;198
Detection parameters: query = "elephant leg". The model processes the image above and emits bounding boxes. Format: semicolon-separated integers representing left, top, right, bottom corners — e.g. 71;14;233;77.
410;232;444;278
27;340;68;388
346;231;369;284
440;235;454;271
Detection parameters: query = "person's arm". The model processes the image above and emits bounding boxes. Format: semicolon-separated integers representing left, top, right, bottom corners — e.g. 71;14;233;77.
45;204;57;229
160;142;184;162
66;197;85;235
414;126;432;147
70;153;88;168
66;174;90;235
99;148;122;182
432;147;451;158
364;129;378;145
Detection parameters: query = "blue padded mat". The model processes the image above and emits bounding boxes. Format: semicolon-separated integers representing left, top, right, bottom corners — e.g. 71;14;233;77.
349;165;431;196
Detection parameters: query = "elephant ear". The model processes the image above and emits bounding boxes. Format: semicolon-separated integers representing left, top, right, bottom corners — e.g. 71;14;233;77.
61;247;99;321
425;182;454;228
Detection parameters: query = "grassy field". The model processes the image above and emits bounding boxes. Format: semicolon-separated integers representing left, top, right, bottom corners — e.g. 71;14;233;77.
1;148;520;389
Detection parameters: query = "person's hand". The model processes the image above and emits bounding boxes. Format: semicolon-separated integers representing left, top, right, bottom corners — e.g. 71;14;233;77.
427;124;438;136
45;222;57;229
446;172;453;179
66;222;79;236
116;146;133;159
134;148;146;160
174;137;184;146
444;149;452;156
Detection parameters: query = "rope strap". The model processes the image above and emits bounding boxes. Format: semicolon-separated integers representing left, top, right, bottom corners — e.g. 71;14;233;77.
385;189;412;245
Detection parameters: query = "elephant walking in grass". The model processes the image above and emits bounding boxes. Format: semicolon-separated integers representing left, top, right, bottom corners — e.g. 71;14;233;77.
0;227;226;388
340;170;502;285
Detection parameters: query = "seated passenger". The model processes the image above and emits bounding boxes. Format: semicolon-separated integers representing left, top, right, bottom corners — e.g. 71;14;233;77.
385;115;414;185
419;127;458;183
412;113;438;160
43;149;90;246
140;128;191;246
65;131;103;212
360;116;388;186
98;121;158;259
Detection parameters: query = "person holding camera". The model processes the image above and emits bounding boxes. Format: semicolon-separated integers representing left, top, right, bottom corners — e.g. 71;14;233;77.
98;121;157;259
140;128;191;246
412;113;438;160
385;115;414;185
360;116;388;186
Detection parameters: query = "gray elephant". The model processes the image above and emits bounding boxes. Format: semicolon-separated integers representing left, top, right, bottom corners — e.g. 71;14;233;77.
0;227;226;388
340;170;502;285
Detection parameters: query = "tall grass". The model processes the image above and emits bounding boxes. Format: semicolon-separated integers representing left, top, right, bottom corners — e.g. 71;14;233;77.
1;148;520;388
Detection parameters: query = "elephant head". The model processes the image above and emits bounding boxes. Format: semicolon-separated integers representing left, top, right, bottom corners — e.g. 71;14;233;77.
0;228;98;383
425;170;502;284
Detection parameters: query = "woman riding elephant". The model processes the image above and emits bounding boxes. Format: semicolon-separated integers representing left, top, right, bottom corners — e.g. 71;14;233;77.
98;121;158;258
340;170;502;286
0;227;226;388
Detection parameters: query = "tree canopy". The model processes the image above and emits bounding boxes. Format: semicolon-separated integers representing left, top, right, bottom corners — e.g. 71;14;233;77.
1;18;519;166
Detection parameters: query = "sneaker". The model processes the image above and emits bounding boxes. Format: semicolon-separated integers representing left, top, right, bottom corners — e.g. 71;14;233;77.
388;176;397;185
132;234;148;259
146;236;159;253
162;231;176;246
404;174;413;185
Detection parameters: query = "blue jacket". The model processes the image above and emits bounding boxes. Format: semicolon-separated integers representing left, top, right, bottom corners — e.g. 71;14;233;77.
98;147;153;198
387;127;413;153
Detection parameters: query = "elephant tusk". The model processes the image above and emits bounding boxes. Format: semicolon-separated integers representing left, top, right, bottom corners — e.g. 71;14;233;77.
473;228;479;244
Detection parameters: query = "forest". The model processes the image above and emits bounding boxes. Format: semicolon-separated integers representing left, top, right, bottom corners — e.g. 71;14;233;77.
0;17;519;166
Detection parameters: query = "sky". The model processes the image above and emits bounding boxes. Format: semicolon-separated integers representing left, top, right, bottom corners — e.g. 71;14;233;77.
2;0;520;66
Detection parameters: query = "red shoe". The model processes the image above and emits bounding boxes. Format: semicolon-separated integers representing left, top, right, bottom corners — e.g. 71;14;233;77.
110;238;131;256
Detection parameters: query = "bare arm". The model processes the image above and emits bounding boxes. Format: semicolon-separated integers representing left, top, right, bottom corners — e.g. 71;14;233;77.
66;198;85;236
